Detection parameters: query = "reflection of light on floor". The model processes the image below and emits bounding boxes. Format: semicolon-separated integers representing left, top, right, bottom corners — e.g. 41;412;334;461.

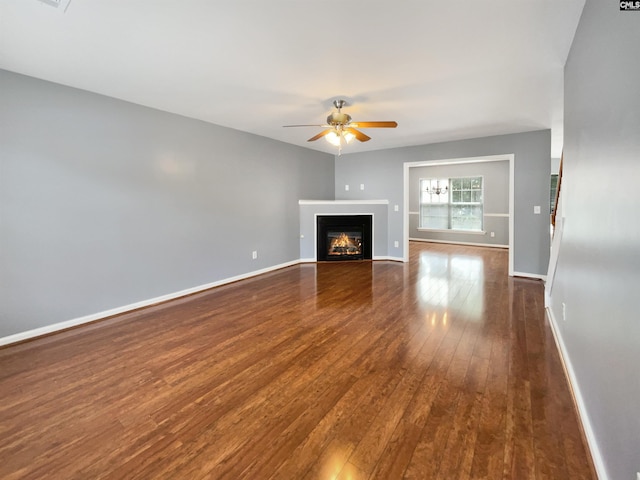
451;256;483;280
417;276;450;307
319;454;343;480
318;443;353;480
428;310;449;327
417;251;485;320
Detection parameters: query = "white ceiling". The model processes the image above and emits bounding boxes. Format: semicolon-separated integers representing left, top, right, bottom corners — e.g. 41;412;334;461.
0;0;584;157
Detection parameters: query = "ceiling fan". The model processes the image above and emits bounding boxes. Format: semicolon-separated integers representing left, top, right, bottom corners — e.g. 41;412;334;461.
284;100;398;154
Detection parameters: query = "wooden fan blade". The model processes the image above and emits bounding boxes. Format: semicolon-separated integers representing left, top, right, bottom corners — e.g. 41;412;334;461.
345;127;371;142
283;124;329;128
349;121;398;128
307;129;334;142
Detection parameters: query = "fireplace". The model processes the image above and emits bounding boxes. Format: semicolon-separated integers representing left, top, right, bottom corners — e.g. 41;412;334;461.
317;215;373;261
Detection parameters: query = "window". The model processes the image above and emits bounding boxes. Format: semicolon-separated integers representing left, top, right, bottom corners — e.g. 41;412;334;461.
420;176;483;231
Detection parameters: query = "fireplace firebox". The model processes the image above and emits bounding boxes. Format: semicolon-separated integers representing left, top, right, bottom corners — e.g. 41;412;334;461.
317;215;372;261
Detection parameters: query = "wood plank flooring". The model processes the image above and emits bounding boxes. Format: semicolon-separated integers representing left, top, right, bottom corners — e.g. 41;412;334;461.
0;242;596;479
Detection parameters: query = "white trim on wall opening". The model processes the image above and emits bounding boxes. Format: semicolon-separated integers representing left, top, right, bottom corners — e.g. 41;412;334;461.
403;154;515;276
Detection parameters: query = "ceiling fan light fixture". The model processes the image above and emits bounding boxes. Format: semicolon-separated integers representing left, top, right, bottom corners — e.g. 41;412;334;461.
324;131;340;146
325;130;355;147
283;99;397;152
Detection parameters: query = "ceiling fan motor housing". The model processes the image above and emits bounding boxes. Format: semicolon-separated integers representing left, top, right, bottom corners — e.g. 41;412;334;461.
327;112;351;126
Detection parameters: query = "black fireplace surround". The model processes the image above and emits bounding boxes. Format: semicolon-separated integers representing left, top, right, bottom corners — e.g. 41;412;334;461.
316;215;373;261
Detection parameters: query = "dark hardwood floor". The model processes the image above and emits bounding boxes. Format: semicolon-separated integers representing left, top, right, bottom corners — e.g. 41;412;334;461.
0;242;596;479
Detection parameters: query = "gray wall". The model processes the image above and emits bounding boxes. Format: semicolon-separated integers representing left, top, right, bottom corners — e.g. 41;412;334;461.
408;161;509;246
0;70;334;338
550;1;640;479
335;130;550;275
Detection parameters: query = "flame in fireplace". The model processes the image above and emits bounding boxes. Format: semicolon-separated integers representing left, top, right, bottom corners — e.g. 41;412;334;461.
329;233;362;255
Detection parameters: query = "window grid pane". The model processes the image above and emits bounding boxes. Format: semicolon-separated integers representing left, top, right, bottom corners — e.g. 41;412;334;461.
419;176;483;231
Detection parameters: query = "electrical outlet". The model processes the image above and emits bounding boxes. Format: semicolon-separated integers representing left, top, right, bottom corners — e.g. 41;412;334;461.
252;251;258;260
345;184;349;191
394;204;399;212
534;205;541;214
360;184;365;190
394;241;399;248
490;232;495;238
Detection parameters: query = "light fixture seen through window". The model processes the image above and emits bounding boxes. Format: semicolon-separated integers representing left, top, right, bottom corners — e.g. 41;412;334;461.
423;180;448;195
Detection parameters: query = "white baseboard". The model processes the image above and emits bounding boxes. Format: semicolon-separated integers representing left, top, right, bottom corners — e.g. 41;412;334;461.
512;271;547;281
0;260;300;347
546;307;608;480
373;255;404;262
409;237;509;249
